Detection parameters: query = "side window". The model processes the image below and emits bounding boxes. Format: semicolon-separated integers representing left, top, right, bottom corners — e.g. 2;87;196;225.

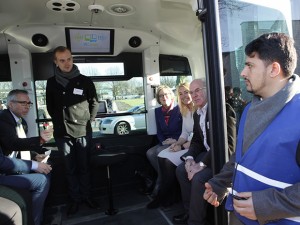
0;82;12;110
34;70;191;137
135;106;145;113
35;77;146;137
93;78;146;137
35;80;53;130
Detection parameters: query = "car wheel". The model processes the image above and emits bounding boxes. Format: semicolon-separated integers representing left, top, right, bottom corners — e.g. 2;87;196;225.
115;121;130;135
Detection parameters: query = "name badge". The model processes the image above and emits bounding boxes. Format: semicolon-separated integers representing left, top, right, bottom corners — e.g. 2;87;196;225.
73;88;83;95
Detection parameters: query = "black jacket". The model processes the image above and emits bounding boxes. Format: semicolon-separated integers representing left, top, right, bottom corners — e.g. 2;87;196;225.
0;109;42;156
181;103;236;167
46;74;99;138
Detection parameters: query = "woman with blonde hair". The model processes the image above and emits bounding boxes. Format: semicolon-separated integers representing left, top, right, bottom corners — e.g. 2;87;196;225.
147;82;195;209
170;82;196;152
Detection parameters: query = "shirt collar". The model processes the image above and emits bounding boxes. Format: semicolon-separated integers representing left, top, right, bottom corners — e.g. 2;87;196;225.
9;109;21;123
196;103;208;116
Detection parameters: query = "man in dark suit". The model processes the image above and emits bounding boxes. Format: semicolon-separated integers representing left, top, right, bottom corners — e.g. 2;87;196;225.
0;146;52;225
0;89;53;160
173;79;236;225
46;46;99;215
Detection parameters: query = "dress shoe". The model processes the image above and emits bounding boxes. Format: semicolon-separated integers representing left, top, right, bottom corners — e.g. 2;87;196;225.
173;213;189;224
84;198;100;209
67;201;79;215
135;170;155;195
149;184;160;198
139;186;153;195
139;182;155;195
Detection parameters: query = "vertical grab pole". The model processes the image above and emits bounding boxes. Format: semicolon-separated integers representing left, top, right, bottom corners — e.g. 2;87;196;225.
197;0;229;225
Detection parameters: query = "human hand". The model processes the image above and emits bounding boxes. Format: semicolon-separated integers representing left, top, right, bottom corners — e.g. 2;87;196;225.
168;138;177;144
169;144;181;152
187;163;204;180
162;139;168;145
184;159;195;172
35;154;47;162
203;183;220;207
35;162;52;174
233;192;256;220
162;138;177;145
170;143;176;149
182;141;190;149
40;128;53;142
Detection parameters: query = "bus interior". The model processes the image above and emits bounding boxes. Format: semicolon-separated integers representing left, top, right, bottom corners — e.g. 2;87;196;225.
1;0;300;224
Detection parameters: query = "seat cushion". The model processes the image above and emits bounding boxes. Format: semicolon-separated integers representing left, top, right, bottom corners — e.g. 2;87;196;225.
91;152;127;167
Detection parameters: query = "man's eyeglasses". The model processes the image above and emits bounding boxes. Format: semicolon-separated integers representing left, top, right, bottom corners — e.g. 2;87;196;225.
12;100;33;108
189;87;206;95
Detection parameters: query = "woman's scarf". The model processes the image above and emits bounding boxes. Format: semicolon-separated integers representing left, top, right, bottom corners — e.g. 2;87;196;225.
243;75;300;153
161;100;175;125
55;64;80;88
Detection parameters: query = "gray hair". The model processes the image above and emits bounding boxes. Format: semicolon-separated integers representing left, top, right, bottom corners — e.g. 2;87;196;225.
7;89;29;104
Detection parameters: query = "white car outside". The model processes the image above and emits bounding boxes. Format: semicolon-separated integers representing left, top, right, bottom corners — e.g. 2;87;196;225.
99;105;146;135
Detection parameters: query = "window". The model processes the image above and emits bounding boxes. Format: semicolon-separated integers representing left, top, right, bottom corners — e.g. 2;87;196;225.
93;77;146;136
219;0;298;111
34;62;192;137
218;0;300;129
0;82;12;110
75;62;125;76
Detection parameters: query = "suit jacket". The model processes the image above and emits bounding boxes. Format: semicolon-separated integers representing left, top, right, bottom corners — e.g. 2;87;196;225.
0;148;32;176
155;105;182;144
0;109;42;156
46;74;99;138
181;103;236;167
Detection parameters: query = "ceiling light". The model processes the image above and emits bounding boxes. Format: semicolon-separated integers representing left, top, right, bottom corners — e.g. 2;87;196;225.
107;4;135;16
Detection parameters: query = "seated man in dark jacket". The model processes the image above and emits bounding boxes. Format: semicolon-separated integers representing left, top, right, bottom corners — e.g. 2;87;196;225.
173;79;236;225
0;89;53;160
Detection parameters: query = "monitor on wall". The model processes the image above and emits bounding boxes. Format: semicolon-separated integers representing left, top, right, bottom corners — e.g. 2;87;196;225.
65;27;114;55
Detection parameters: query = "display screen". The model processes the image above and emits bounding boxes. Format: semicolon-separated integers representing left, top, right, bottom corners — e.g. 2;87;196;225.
65;28;114;55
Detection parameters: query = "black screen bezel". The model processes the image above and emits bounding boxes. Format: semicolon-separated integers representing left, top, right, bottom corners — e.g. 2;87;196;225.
65;27;114;55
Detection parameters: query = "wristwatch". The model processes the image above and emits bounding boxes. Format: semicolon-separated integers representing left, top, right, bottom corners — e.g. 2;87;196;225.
199;161;206;167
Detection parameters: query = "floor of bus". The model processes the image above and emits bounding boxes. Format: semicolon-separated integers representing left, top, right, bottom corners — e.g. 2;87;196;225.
43;188;186;225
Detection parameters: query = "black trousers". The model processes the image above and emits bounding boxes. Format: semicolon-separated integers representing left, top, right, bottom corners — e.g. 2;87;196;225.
55;134;92;202
176;154;212;225
156;157;180;205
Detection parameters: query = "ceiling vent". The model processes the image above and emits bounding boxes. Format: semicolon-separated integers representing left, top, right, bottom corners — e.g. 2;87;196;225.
46;0;80;13
107;4;135;16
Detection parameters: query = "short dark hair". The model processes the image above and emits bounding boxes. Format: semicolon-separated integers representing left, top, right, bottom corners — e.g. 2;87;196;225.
7;89;28;103
53;46;71;60
245;33;297;78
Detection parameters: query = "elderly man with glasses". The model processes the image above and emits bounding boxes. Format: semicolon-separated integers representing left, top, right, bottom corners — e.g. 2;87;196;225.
173;79;236;225
0;89;53;160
